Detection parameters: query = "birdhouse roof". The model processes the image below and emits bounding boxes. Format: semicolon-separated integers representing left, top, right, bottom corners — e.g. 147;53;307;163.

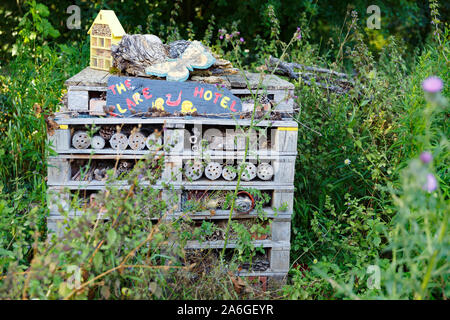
87;10;125;37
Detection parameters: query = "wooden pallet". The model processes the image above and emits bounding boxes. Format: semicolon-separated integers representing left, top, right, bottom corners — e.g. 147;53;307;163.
47;67;298;280
47;185;294;212
64;67;295;112
48;124;298;155
46;212;290;274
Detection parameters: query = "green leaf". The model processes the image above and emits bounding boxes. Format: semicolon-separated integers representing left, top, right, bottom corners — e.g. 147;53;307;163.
0;248;15;258
93;251;103;270
107;229;117;245
35;3;50;17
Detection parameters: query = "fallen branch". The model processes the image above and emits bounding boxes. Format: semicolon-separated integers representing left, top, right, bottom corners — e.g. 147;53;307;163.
266;56;354;94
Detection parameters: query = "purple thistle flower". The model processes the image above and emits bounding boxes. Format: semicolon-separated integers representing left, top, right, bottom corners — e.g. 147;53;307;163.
240;37;244;42
219;35;223;40
423;173;438;193
422;76;443;93
420;151;433;164
295;27;302;40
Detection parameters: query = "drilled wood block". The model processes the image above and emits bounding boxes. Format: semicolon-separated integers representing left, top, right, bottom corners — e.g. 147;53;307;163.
89;99;106;116
67;88;89;111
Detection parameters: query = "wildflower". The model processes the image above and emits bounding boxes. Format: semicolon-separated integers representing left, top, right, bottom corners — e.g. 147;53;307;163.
313;258;318;264
295;27;302;40
422;76;443;93
420;151;432;164
225;34;231;40
344;159;351;165
423;173;438;193
240;37;244;43
219;35;223;40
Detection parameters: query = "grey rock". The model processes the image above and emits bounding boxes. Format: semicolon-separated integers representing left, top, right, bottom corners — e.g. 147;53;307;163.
144;34;162;44
112;34;168;76
166;40;191;59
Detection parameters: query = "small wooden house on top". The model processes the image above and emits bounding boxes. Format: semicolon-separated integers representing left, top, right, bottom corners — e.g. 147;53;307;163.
87;10;125;71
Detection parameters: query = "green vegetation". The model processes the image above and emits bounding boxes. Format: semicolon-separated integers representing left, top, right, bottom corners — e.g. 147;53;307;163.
0;0;448;299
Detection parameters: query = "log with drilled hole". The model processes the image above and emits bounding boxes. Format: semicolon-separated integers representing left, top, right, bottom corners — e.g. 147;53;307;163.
72;131;91;149
109;133;128;150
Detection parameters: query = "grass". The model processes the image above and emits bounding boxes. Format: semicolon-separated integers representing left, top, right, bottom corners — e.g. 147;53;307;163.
0;1;448;299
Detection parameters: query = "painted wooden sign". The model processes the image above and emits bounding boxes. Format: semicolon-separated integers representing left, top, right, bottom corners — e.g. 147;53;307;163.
106;76;242;117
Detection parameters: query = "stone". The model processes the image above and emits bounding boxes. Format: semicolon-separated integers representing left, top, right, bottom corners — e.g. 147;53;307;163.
144;34;162;44
111;34;168;76
166;40;191;59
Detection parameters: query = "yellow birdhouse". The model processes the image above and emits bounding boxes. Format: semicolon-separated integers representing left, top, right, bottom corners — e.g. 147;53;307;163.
87;10;125;71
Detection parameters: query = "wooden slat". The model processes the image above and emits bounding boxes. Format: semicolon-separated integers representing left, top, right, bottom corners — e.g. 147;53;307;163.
185;240;290;250
65;67;110;87
54;117;298;128
53;149;297;158
46;180;295;191
226;72;294;90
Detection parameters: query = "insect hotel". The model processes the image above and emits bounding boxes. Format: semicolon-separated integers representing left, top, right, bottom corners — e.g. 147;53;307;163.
88;10;125;71
47;11;298;284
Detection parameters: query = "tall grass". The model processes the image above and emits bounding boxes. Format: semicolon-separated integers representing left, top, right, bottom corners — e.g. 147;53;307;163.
0;0;448;299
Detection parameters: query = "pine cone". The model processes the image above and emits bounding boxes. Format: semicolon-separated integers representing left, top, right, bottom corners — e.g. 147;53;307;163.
99;126;115;141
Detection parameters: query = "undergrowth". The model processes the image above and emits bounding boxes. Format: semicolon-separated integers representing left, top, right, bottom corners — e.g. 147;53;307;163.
0;1;448;299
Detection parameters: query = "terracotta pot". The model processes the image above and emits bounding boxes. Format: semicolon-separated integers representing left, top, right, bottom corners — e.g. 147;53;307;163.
234;190;255;214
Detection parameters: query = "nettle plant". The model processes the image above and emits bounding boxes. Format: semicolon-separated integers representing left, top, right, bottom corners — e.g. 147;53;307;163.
1;150;182;299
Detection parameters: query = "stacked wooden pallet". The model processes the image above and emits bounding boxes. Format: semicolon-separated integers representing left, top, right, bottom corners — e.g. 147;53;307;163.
47;67;297;281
